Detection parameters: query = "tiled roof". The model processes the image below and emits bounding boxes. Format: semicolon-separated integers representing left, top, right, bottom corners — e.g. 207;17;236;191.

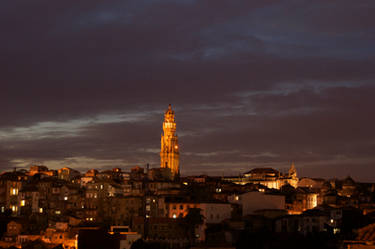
244;168;279;175
357;223;375;241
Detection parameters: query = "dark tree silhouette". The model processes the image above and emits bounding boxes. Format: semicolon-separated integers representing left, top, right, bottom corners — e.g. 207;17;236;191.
184;208;204;246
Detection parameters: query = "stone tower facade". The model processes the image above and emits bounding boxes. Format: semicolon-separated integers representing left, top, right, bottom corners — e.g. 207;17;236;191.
287;162;298;188
160;104;179;177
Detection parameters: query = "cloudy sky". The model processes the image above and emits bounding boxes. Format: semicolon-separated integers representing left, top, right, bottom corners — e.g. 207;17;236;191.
1;0;375;181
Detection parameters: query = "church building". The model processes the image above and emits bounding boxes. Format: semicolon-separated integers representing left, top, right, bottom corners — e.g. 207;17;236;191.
225;163;298;189
242;163;298;189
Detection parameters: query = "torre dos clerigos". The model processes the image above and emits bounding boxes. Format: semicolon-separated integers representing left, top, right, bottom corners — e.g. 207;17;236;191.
160;104;180;178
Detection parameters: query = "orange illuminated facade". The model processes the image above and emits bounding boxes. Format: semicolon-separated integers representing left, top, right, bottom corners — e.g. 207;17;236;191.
160;104;179;178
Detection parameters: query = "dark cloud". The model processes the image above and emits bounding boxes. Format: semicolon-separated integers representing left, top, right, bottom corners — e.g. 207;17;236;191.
0;0;375;180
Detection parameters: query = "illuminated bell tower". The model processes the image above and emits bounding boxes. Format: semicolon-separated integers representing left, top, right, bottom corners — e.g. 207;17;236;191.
160;104;179;177
288;162;298;188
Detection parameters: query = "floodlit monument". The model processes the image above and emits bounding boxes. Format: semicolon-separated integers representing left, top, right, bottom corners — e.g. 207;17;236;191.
160;104;180;178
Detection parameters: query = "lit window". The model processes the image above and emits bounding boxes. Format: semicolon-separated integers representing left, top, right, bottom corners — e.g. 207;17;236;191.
11;205;18;212
100;185;103;190
235;196;239;201
39;208;43;213
1;207;4;213
20;200;25;206
55;210;61;215
10;188;18;196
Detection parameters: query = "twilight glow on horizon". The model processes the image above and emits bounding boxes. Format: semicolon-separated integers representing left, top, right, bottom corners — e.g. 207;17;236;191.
1;0;375;181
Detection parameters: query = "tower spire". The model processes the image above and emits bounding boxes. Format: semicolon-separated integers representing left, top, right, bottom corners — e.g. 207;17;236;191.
160;104;179;179
288;162;297;179
288;162;298;188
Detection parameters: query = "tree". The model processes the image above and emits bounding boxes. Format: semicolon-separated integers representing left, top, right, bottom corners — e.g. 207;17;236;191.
184;208;204;245
130;239;148;249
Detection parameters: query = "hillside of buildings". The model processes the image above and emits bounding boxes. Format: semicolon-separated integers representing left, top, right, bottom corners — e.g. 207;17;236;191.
0;165;375;249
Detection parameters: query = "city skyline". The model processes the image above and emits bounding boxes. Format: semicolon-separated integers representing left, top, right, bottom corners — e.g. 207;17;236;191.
1;1;375;181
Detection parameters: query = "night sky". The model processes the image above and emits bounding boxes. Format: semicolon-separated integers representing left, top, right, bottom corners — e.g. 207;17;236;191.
1;0;375;181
